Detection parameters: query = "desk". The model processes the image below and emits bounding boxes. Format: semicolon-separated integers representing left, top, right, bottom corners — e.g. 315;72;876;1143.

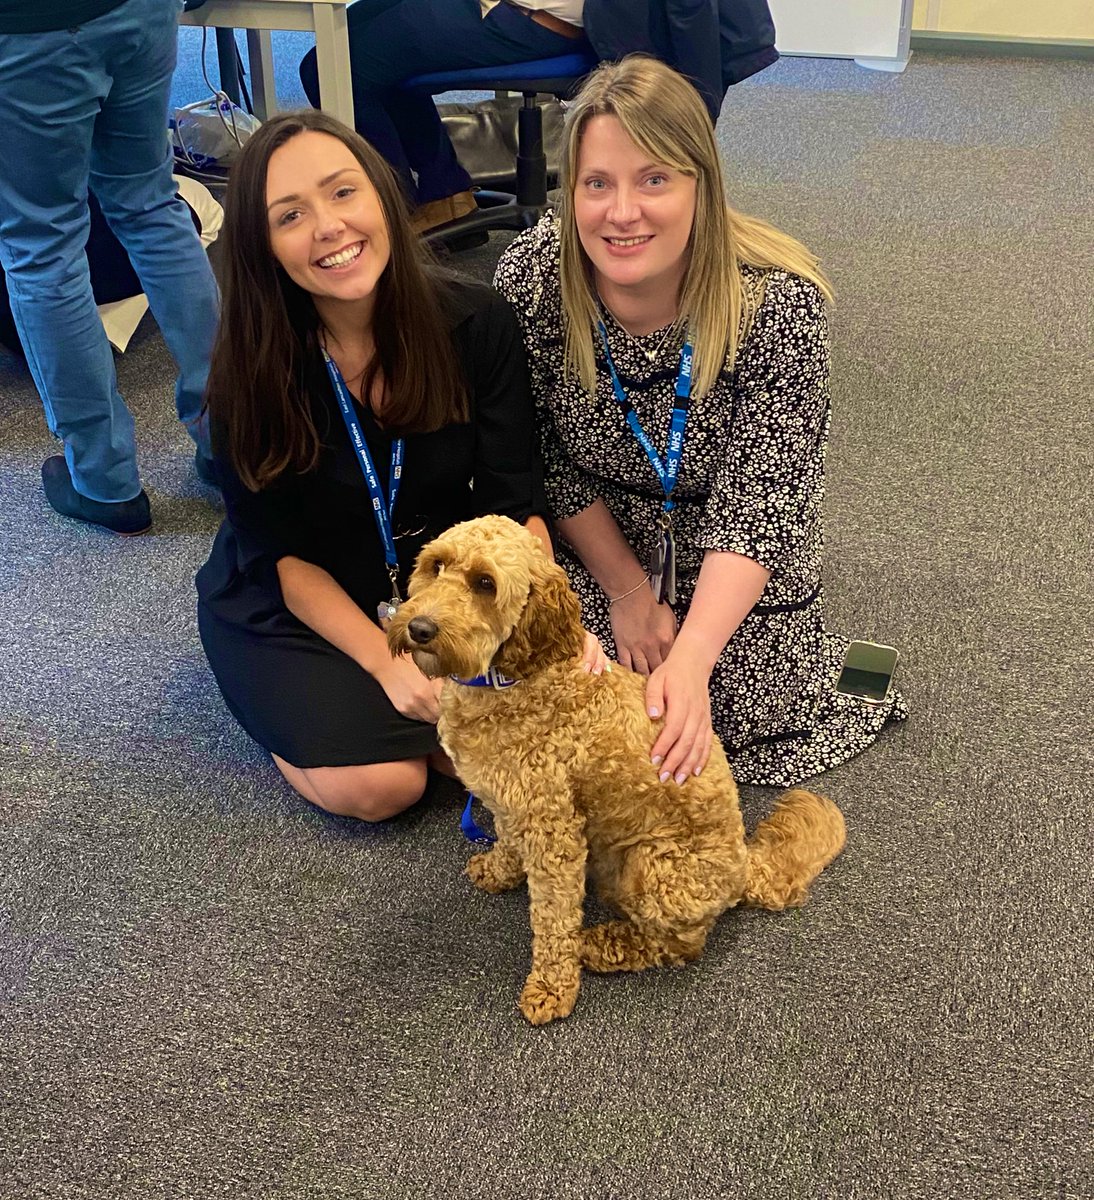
179;0;354;125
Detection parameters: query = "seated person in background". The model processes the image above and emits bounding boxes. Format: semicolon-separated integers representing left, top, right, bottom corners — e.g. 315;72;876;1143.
298;2;777;236
196;110;600;823
300;3;778;236
300;1;590;234
494;56;907;792
582;0;778;122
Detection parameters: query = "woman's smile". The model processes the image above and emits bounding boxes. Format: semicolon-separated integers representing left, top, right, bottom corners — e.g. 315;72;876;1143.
602;233;655;256
315;240;366;269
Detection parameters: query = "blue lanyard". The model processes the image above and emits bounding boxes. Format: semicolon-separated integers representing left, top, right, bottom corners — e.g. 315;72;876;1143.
596;321;693;514
322;348;404;591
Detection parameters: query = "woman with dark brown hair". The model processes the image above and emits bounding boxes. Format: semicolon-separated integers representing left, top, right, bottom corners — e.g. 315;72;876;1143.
196;109;560;822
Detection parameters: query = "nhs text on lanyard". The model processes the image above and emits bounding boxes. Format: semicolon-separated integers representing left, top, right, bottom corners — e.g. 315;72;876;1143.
597;322;693;604
323;348;404;628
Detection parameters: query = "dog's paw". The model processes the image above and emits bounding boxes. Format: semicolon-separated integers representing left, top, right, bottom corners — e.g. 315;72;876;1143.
518;972;580;1025
466;849;525;893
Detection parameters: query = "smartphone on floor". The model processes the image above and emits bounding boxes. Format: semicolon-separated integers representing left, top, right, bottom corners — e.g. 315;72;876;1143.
835;640;900;705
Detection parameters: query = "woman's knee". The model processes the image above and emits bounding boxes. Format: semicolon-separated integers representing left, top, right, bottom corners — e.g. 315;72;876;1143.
278;757;429;822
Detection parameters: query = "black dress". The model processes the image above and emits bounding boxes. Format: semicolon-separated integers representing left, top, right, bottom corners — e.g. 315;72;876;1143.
494;215;907;788
196;279;544;768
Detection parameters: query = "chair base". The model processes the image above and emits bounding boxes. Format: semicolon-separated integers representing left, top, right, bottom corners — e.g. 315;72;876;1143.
423;191;549;253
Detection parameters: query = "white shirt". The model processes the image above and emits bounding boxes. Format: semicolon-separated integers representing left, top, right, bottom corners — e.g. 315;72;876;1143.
480;1;585;29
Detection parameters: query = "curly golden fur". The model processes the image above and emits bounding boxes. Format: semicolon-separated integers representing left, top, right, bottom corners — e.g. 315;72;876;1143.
387;516;847;1025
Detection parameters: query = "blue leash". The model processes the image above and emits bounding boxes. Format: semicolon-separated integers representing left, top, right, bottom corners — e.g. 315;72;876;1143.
451;670;518;845
460;793;496;845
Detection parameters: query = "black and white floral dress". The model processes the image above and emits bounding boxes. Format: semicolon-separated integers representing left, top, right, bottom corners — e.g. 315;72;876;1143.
494;214;907;787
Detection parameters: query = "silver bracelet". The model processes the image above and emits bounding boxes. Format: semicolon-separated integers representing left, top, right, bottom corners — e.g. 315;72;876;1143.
608;575;650;605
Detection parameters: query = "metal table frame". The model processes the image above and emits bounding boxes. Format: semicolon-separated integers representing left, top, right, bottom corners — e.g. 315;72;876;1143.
179;0;354;124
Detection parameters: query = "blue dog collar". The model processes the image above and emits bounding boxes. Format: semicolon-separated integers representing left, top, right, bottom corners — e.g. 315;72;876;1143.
450;667;520;690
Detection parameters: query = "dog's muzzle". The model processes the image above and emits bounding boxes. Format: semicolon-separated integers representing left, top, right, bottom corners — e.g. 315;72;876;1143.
407;616;438;645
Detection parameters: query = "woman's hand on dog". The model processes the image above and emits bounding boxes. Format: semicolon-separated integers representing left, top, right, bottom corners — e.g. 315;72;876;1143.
645;644;715;785
374;654;444;723
608;586;677;675
580;630;610;675
607;588;713;780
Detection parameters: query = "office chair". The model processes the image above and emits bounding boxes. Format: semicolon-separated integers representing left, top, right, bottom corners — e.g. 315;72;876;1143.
401;51;598;251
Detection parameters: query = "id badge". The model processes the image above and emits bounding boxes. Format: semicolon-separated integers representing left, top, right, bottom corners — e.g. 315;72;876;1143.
377;599;399;631
649;519;676;606
378;565;402;631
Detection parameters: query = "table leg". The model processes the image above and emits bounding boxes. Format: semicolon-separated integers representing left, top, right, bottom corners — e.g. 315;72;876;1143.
312;3;355;127
245;29;278;121
215;28;241;105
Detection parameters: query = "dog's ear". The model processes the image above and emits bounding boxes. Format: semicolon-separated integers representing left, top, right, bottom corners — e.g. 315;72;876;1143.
493;554;585;677
406;542;442;599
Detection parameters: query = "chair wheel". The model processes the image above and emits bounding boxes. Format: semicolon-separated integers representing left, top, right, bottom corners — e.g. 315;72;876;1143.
434;228;491;255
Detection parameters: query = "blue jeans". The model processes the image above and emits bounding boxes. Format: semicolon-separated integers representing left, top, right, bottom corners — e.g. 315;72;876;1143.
300;0;586;205
0;0;219;503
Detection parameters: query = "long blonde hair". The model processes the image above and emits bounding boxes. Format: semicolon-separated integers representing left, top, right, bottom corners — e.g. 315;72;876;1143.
558;56;833;398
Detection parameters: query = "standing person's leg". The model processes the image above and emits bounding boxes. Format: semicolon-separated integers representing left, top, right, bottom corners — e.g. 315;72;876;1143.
0;26;143;510
90;0;220;464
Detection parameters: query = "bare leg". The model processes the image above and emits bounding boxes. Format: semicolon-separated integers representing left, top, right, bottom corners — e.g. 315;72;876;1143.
272;754;428;822
427;749;458;778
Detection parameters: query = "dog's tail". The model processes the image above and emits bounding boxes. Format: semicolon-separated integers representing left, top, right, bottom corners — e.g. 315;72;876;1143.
741;789;846;911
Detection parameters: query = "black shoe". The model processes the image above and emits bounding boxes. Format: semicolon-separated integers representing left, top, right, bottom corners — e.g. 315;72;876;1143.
194;449;219;487
41;455;151;536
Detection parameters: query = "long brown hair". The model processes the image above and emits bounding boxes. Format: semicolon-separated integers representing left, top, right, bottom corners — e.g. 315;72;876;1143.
206;109;468;491
558;56;833;399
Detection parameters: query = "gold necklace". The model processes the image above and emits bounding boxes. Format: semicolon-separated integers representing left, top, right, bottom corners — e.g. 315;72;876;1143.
600;301;681;364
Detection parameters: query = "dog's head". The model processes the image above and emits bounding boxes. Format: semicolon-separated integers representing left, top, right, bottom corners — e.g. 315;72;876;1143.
386;515;584;680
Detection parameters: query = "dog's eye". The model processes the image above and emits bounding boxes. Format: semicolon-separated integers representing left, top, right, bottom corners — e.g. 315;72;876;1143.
472;575;496;595
431;559;443;576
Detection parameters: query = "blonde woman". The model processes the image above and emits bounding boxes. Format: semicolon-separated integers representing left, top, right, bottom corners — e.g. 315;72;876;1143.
494;55;906;791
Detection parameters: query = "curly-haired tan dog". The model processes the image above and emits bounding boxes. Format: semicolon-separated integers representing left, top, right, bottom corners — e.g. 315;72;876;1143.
387;516;846;1025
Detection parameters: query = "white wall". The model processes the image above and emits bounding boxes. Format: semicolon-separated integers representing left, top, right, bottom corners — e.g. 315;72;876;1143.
912;0;1094;40
769;0;908;59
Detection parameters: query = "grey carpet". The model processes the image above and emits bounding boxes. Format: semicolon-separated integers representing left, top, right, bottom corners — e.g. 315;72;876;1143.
2;48;1092;1200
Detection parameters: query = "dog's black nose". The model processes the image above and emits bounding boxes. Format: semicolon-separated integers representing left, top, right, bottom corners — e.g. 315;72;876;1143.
408;616;438;645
